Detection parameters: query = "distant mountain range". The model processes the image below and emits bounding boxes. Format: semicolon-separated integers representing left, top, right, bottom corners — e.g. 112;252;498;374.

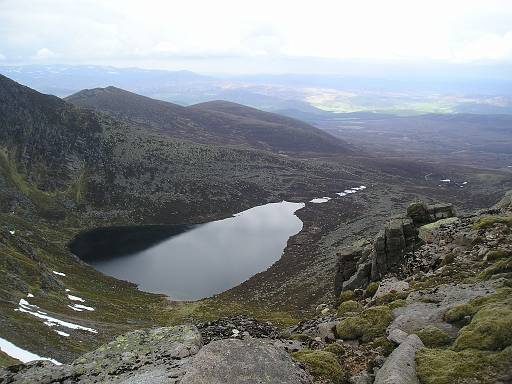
2;64;512;115
65;86;351;154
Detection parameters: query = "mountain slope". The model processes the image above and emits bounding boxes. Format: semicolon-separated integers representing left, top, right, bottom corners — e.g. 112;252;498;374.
65;87;352;154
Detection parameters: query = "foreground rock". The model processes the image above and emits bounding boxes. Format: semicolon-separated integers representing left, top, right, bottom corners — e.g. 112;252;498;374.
181;338;312;384
374;334;424;384
0;325;311;384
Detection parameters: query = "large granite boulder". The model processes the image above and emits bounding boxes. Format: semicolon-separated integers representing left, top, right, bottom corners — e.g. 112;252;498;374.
180;338;312;384
374;334;424;384
0;325;203;383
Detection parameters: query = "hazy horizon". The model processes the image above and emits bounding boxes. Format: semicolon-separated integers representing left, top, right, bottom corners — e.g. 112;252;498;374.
1;0;512;75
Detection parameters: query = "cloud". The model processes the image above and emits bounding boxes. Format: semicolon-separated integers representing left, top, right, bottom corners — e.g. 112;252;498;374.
0;53;6;61
1;0;512;71
32;48;57;60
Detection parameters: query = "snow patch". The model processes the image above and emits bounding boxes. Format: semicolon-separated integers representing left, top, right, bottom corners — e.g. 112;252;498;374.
67;294;85;302
336;192;347;197
54;330;70;337
52;271;66;277
15;299;97;334
27;293;34;298
72;304;94;312
0;336;60;365
440;179;451;182
9;230;15;235
310;197;331;204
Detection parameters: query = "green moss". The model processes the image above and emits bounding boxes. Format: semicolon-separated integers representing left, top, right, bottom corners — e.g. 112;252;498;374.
289;333;313;344
442;252;456;266
485;249;511;262
0;350;20;369
292;349;344;384
370;336;396;356
323;343;346;356
364;282;379;298
387;299;407;310
337;300;362;316
453;305;512;351
375;291;409;305
416;346;512;384
478;257;512;280
473;215;512;230
336;305;393;343
416;326;452;348
444;303;476;323
339;290;356;303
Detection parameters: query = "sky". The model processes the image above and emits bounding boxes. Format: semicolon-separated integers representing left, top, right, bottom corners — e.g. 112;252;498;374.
1;0;512;73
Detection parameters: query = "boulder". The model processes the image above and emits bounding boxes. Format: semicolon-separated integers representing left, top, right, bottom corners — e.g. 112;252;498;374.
317;321;338;342
387;283;496;337
374;277;410;299
426;203;456;221
387;329;409;344
0;325;203;384
180;338;312;384
374;334;424;384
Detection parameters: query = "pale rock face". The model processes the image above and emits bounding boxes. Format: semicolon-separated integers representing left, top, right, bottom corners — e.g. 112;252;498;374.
180;338;312;384
374;334;424;384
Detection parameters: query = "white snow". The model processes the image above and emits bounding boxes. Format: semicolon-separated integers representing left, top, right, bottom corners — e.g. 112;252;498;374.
9;230;15;235
65;289;71;292
440;179;451;182
54;330;70;337
310;197;331;204
67;305;83;312
15;299;97;334
73;304;94;311
0;336;60;365
462;181;468;185
52;271;66;277
336;192;347;197
67;294;85;302
27;293;34;298
343;189;357;194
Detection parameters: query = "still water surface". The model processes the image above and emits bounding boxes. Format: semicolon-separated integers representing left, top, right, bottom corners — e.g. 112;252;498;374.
81;201;304;300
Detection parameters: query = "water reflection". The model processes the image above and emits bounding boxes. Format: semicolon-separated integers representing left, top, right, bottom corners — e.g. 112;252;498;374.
87;201;304;300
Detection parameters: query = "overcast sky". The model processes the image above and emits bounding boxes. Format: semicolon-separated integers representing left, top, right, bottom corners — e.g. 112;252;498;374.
1;0;511;73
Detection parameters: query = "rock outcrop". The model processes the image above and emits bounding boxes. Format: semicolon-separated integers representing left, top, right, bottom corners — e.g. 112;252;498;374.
0;325;311;384
335;201;456;295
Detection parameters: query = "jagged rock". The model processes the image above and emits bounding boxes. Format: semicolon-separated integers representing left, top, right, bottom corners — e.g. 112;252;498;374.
371;218;417;281
197;315;278;344
374;334;424;384
335;240;371;295
180;338;312;384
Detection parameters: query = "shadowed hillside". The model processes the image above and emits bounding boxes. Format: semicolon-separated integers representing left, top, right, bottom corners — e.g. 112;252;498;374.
65;86;352;155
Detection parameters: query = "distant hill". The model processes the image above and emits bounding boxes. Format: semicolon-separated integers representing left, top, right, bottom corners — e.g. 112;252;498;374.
65;87;352;154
